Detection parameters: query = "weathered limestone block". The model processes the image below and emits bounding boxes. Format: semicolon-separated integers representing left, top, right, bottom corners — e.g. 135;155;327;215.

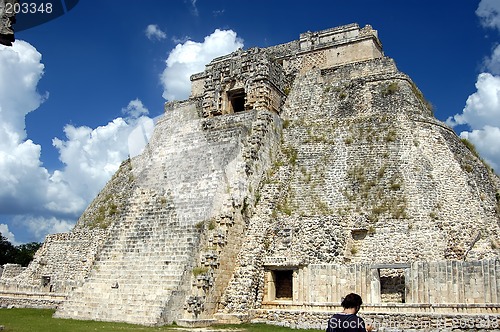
0;229;107;304
0;264;24;279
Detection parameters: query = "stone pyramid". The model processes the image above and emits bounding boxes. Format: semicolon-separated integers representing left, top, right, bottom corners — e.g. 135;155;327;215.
1;23;499;329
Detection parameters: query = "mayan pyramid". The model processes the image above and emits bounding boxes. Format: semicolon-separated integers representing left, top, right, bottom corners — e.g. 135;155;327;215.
1;23;499;329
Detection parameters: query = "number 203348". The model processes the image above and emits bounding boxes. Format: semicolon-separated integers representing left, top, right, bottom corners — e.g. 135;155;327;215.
5;2;54;14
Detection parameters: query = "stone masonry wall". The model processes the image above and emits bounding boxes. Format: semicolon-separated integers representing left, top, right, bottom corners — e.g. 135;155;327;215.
269;57;499;265
252;260;500;330
408;260;500;304
282;24;383;76
0;264;24;279
0;295;64;309
0;229;107;294
217;50;500;317
268;260;500;306
184;109;282;321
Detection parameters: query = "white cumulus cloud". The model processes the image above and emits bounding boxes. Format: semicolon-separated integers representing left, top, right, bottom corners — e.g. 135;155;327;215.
0;41;156;243
161;29;243;101
0;223;18;245
51;99;154;213
12;215;74;242
460;126;500;171
0;41;50;214
51;118;132;209
446;1;500;173
122;98;149;118
145;24;166;41
483;44;500;75
476;0;500;31
447;73;500;129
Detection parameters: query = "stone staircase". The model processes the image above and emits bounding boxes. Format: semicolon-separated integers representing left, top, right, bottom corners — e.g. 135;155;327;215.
54;187;199;325
54;104;261;325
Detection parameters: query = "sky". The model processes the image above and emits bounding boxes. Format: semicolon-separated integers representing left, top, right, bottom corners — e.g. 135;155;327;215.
0;0;499;245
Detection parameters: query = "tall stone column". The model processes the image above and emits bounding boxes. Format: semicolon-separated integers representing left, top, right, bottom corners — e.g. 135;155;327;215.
370;268;381;303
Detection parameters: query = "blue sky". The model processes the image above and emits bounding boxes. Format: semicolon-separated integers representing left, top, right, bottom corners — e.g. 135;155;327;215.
1;0;499;244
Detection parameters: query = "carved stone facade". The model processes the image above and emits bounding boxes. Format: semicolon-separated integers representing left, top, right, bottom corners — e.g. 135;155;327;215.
192;48;287;117
1;23;500;331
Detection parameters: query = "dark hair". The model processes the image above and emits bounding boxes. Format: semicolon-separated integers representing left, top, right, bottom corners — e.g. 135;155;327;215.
341;293;363;309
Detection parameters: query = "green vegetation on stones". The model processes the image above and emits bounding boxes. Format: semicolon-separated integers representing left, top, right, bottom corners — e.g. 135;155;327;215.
460;137;494;171
410;81;434;114
277;200;293;216
208;219;216;230
192;266;209;276
381;82;399;97
385;128;397;142
282;145;298;166
390;182;402;191
342;155;408;222
461;138;480;159
108;203;118;216
305;128;336;144
263;237;272;251
88;194;119;229
315;199;333;215
254;190;261;206
344;137;354;144
283;119;291;129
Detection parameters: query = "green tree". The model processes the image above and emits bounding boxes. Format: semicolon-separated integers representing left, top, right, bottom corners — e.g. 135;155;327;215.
0;233;42;266
0;232;17;265
15;242;42;266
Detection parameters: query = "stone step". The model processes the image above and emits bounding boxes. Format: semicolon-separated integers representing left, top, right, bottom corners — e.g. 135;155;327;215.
59;290;172;306
84;271;185;281
55;305;164;324
74;279;182;288
65;295;171;304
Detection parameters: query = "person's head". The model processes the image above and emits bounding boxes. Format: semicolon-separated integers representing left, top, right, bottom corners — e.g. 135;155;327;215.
341;293;363;312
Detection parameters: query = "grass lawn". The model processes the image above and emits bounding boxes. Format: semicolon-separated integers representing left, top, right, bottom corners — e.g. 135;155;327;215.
0;308;321;332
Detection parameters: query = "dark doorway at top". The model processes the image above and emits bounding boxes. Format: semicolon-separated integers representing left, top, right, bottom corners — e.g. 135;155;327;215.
228;89;246;113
